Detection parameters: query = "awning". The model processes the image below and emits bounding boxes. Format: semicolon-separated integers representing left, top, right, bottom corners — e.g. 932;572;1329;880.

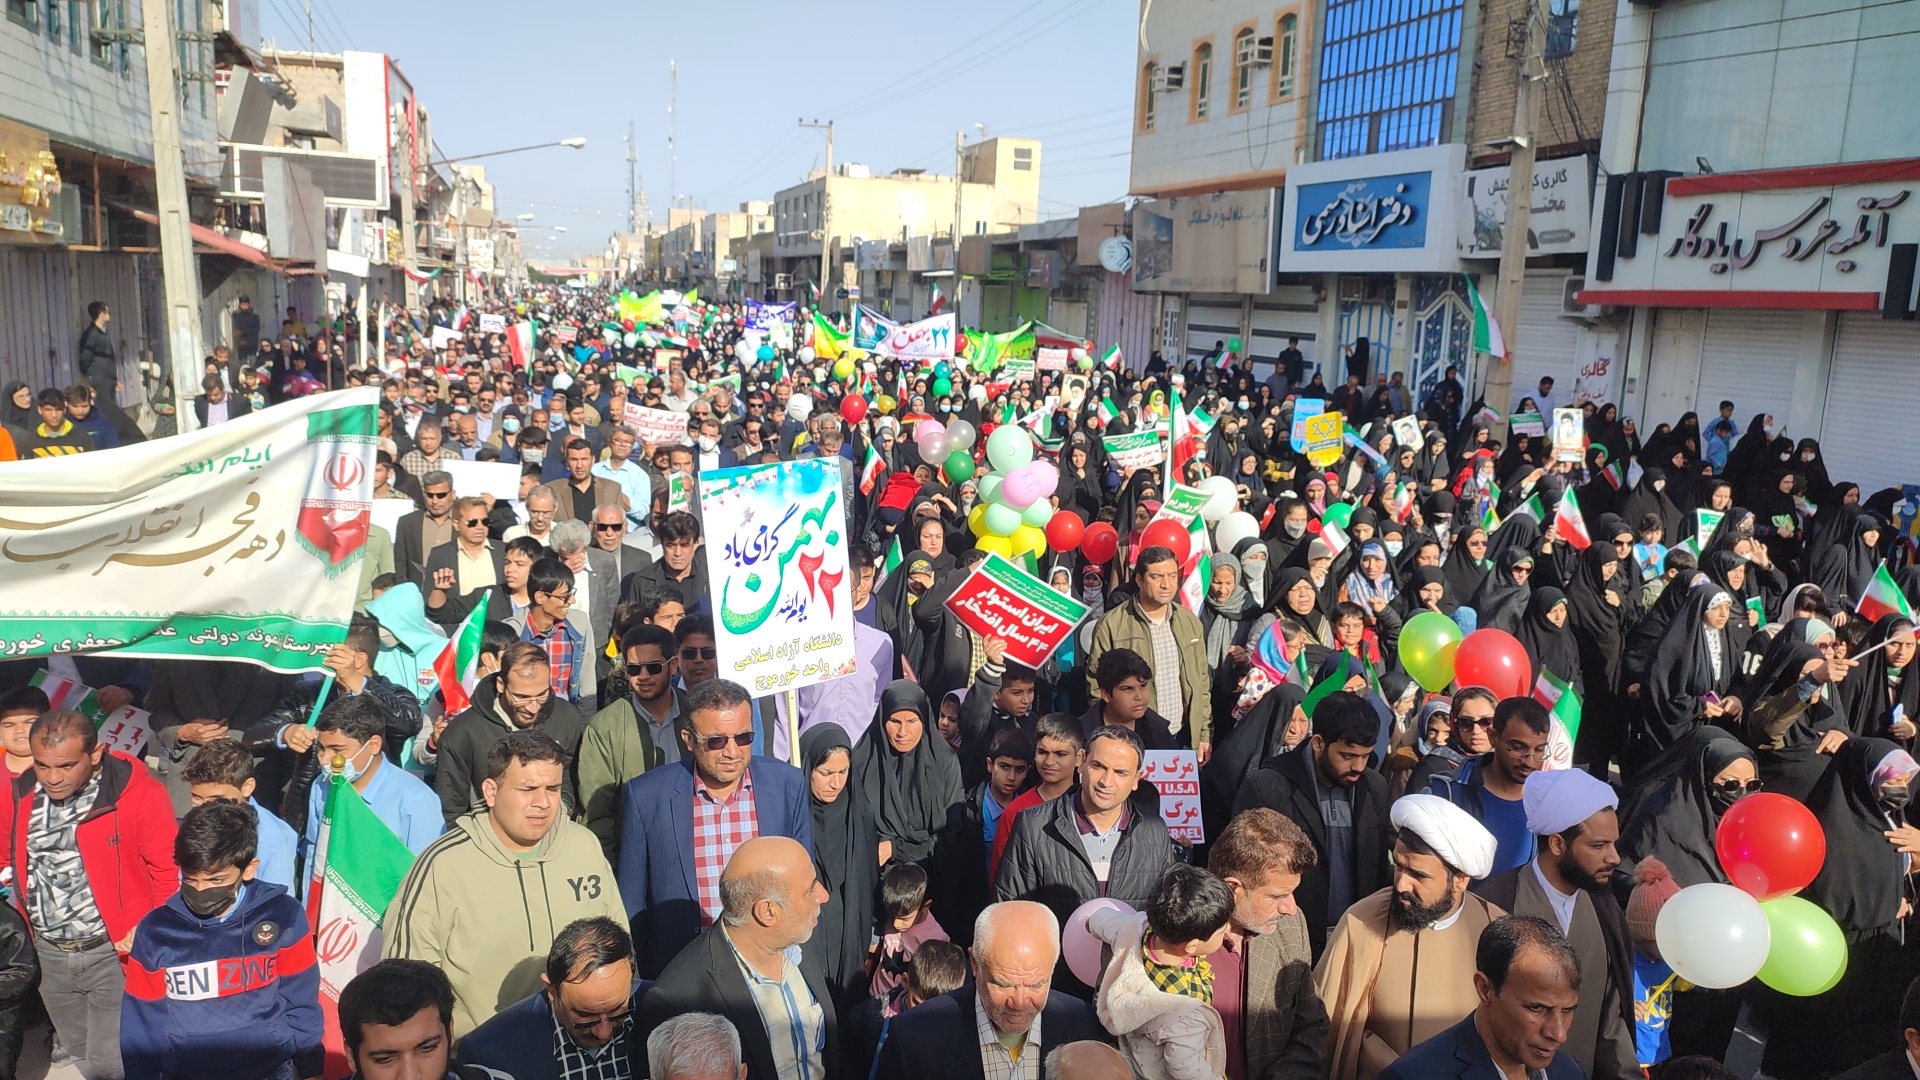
128;209;285;271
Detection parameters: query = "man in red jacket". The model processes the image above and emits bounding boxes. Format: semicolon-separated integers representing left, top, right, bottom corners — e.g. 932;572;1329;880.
0;710;178;1080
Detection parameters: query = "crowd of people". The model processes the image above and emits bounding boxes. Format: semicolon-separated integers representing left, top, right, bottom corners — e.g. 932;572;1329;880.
0;279;1915;1080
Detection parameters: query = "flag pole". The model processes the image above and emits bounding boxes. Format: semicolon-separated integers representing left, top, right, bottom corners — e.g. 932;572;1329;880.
306;673;337;728
785;688;802;768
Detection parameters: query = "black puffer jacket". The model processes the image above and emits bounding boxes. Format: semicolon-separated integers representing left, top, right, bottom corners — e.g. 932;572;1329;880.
432;674;585;826
993;788;1177;926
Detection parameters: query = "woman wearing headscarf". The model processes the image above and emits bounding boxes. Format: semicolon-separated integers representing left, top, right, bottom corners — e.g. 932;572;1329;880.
1412;430;1452;492
1843;615;1920;746
1698;549;1759;659
1201;681;1308;838
1620;467;1685;546
1721;414;1773;504
1809;512;1884;609
1;381;30;433
1618;727;1759;888
1741;617;1856;801
1805;480;1860;553
800;723;880;1010
1562;544;1629;769
1384;697;1458;799
1442;524;1493;629
857;680;963;866
1233;536;1276;611
1275;566;1335;658
1467;547;1535;635
1203;553;1265;721
1793;437;1835;504
1516;587;1582;696
1631;585;1742;773
1574;446;1621;521
1063;435;1105;523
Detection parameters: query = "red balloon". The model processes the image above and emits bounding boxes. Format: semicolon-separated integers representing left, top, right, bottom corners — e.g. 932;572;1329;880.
1716;792;1826;900
621;318;636;332
840;395;869;425
1138;519;1192;566
1080;522;1119;564
1452;628;1531;699
1045;510;1085;553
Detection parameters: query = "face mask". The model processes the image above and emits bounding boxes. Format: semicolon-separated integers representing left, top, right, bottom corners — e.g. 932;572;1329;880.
502;416;521;435
1385;539;1404;557
321;743;373;784
1882;785;1912;814
939;403;952;413
1802;452;1815;462
181;881;241;918
1237;400;1250;411
1708;786;1742;816
522;449;543;465
1284;521;1307;539
697;436;718;452
1653;480;1665;492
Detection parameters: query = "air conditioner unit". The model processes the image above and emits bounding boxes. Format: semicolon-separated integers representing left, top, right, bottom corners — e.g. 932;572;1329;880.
1154;64;1185;93
1254;36;1275;65
1560;275;1604;319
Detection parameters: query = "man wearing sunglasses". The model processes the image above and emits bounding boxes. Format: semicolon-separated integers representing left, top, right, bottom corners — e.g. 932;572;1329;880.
615;679;814;978
458;916;648;1080
423;497;512;629
580;624;689;857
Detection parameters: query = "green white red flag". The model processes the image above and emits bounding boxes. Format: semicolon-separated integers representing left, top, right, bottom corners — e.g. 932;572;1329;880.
1857;562;1915;623
307;771;415;1078
1167;385;1198;499
1553;487;1592;550
1099;344;1123;371
1533;669;1583;771
507;321;537;368
431;591;489;714
859;446;886;495
1465;275;1506;358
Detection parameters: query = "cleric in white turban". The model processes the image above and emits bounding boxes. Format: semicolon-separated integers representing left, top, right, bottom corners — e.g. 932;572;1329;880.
1476;767;1639;1080
1314;794;1506;1080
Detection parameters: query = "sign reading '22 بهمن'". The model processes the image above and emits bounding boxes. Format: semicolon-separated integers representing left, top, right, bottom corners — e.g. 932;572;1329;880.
1295;171;1432;250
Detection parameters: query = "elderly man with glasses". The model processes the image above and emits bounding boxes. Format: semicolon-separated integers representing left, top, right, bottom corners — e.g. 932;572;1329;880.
460;917;652;1080
395;469;458;585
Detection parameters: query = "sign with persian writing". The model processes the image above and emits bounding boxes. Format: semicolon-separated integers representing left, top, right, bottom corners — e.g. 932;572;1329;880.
699;459;856;696
1459;156;1593;258
1101;430;1164;472
30;671;151;756
943;553;1090;669
1141;750;1204;843
0;389;378;673
1297;171;1430;251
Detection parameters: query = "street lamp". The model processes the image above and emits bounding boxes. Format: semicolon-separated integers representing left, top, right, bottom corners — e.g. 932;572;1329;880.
424;138;588;169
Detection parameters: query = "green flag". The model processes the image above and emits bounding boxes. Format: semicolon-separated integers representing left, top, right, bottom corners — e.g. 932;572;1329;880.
1302;651;1350;719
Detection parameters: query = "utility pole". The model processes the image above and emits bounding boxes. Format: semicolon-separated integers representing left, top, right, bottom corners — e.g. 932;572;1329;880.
951;130;965;318
142;0;207;431
667;61;677;228
1484;0;1550;423
800;120;833;308
626;121;637;233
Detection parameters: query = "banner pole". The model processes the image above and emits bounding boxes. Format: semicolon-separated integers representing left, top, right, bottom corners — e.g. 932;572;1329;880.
786;688;802;768
306;672;337;728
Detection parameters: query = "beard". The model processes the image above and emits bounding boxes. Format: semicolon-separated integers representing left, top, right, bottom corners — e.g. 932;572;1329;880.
1558;851;1612;893
1389;878;1461;932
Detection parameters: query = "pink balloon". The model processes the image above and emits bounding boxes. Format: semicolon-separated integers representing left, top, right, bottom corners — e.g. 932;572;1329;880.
915;419;946;443
1027;462;1060;499
1063;898;1130;987
1001;470;1041;510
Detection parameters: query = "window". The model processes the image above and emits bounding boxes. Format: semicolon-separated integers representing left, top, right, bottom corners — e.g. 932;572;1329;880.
89;0;117;67
1233;29;1258;109
1276;15;1298;98
1140;61;1158;131
1547;0;1578;58
45;0;58;40
7;0;39;31
1013;146;1032;171
1192;42;1213;119
1315;0;1464;158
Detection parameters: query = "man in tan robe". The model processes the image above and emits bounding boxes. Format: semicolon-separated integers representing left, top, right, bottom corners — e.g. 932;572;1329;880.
1314;794;1505;1080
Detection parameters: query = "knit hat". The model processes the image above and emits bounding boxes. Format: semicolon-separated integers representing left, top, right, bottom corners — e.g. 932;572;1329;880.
1625;858;1680;942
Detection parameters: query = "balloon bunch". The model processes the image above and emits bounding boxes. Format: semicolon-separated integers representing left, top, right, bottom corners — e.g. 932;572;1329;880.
962;427;1059;561
1656;794;1842;995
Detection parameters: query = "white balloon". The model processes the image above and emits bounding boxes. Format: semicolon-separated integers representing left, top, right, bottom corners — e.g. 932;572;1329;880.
1196;475;1240;524
946;419;977;451
1655;883;1771;989
1214;511;1261;554
1070;347;1089;363
798;346;817;363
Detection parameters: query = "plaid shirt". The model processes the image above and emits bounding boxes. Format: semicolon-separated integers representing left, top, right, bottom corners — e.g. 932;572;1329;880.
974;990;1041;1080
551;986;638;1080
1143;608;1187;735
1143;952;1215;1003
522;615;586;703
693;770;759;927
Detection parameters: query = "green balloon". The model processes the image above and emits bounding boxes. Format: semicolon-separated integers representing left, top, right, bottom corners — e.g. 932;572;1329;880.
943;449;976;483
932;377;953;396
978;474;1003;504
986;425;1035;473
1228;337;1243;353
984;502;1022;537
1020;499;1054;529
1399;611;1465;692
1322;503;1355;530
1756;895;1848;996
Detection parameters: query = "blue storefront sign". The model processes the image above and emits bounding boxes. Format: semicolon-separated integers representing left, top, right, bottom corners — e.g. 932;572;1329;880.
1295;170;1432;251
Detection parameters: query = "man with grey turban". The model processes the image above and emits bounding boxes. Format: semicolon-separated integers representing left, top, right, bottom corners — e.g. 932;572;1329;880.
1314;794;1506;1080
1477;768;1639;1080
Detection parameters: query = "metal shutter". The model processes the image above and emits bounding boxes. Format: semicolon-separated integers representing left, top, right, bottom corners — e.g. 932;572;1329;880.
1694;310;1804;434
1822;314;1920;495
1249;286;1320;379
1510;270;1581;410
1185;295;1242;365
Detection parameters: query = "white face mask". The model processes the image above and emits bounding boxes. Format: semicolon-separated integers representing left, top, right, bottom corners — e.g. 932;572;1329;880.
1385;539;1404;557
697;435;718;452
1653;480;1665;492
1284;520;1307;539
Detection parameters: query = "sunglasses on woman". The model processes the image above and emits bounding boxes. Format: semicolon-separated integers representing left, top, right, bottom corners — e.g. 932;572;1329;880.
1712;778;1764;798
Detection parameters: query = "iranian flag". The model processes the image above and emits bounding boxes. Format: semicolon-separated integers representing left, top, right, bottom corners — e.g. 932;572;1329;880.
1310;517;1351;560
1511;494;1546;522
307;772;415;1078
1177;522;1213;616
1552;487;1592;550
877;536;903;589
1099;344;1123;371
1098;397;1122;424
1167;385;1199;498
506;321;537;368
859;445;887;495
430;592;489;715
1465;275;1507;358
1857;562;1915;623
1188;405;1216;437
1533;669;1583;771
928;284;947;316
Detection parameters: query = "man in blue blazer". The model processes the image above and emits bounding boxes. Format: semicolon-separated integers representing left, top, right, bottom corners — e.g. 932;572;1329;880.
1380;915;1586;1080
458;916;650;1080
615;678;813;977
882;901;1110;1080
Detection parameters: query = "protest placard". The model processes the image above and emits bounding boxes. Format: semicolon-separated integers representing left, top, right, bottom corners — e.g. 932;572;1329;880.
477;313;507;334
880;313;956;361
1036;347;1069;372
442;460;521;501
1142;751;1204;843
1392;415;1423;448
31;670;153;756
699;459;857;697
1696;508;1726;549
1290;398;1324;452
369;497;412;538
623;403;691;446
944;553;1090;669
550;325;578;344
430;326;463;350
1101;430;1164;472
1511;411;1546;437
1552;408;1585;462
1150;483;1211;531
1304;411;1344;467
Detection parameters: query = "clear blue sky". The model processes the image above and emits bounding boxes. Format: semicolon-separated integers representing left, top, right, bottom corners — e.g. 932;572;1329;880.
257;0;1139;261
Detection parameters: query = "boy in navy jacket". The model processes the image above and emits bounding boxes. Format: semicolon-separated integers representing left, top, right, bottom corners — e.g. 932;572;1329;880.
120;800;323;1080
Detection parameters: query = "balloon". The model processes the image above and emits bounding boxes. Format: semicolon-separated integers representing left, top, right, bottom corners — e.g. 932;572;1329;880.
1139;519;1192;565
915;420;946;443
932;377;953;397
756;344;776;362
1716;793;1826;900
623;332;640;348
1083;339;1095;351
1000;469;1041;510
943;449;976;484
1452;628;1532;698
876;394;896;415
1756;895;1848;996
833;357;855;381
1012;524;1048;558
978;474;1002;504
798;346;817;363
1046;510;1086;552
1400;612;1466;692
1214;511;1260;555
840;395;869;426
1070;347;1089;364
987;425;1035;473
1020;499;1054;529
1321;503;1355;530
1196;475;1238;524
1228;337;1243;353
984;502;1022;537
1063;899;1131;987
933;362;951;379
1077;355;1094;371
1026;462;1059;500
946;419;977;451
977;534;1014;558
968;505;989;537
622;318;636;331
1081;522;1120;563
735;340;753;361
1655;883;1772;989
918;433;950;462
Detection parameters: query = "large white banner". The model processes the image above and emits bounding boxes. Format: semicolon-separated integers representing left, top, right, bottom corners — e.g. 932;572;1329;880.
880;313;957;361
699;459;856;697
0;389;379;673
